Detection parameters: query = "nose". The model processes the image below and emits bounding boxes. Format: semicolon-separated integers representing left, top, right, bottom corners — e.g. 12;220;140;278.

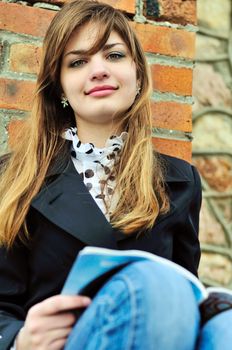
89;57;110;81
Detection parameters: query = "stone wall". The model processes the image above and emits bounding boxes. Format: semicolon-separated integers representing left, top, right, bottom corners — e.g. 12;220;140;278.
193;0;232;288
0;0;197;161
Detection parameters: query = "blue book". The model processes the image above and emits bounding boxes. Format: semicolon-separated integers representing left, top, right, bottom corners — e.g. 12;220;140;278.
62;247;208;301
61;247;232;324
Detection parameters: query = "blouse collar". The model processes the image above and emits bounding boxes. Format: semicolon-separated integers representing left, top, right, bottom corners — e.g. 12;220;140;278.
63;127;128;162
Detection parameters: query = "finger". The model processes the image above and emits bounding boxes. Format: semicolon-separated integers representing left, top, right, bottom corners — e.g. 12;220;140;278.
34;312;76;332
49;337;68;350
30;295;91;316
26;326;73;349
46;326;73;344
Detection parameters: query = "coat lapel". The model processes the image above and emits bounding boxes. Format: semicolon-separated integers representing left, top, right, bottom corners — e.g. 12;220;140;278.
31;159;118;249
31;153;192;246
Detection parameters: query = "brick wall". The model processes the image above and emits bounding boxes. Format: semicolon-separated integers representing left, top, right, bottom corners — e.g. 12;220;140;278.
0;0;197;161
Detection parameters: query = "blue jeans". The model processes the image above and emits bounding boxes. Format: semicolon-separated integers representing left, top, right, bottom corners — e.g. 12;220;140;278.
64;261;232;350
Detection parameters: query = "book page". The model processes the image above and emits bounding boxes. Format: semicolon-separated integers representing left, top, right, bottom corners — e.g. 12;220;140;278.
62;247;209;303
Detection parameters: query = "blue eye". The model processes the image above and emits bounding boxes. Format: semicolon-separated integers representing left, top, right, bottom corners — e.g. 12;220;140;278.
107;52;125;61
69;59;87;68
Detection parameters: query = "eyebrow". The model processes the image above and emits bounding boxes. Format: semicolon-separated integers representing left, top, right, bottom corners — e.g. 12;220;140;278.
64;42;125;57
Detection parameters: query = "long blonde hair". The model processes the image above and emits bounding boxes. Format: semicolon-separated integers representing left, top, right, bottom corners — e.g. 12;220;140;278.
0;0;169;248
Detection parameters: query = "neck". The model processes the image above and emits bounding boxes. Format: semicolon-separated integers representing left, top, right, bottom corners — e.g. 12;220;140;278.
75;119;123;148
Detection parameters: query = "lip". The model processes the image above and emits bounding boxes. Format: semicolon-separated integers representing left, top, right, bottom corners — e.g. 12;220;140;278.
86;85;118;96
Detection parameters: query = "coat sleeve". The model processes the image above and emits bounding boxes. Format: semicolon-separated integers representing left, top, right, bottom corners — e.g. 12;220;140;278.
172;165;202;276
0;240;28;350
0;155;28;349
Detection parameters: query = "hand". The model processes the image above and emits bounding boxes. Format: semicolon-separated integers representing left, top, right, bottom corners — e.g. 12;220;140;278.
16;294;91;350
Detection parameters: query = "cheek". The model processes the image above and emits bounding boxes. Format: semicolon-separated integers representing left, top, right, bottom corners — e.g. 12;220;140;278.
60;72;82;96
125;67;137;89
119;71;136;90
124;75;137;96
116;62;137;92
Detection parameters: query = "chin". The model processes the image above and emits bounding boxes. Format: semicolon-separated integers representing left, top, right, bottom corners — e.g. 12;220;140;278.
76;103;133;123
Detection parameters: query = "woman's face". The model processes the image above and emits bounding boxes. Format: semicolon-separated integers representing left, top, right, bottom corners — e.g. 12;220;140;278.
60;22;138;127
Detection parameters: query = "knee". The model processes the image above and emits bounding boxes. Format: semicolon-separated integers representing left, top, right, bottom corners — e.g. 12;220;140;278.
108;260;200;334
120;260;184;290
113;260;197;307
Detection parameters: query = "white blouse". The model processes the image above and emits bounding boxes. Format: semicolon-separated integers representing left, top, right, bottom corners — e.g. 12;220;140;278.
63;127;127;220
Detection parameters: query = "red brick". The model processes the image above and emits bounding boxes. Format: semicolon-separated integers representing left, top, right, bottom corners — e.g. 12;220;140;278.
151;101;192;132
150;65;193;95
160;0;196;25
144;0;197;26
46;0;135;13
152;137;192;162
0;4;195;59
9;44;42;74
0;0;135;40
131;22;195;59
0;3;55;37
0;78;35;111
97;0;135;13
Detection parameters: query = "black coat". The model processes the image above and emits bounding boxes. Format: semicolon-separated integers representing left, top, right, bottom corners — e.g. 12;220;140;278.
0;154;201;349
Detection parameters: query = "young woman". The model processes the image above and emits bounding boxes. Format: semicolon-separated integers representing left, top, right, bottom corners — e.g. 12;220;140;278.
0;1;231;349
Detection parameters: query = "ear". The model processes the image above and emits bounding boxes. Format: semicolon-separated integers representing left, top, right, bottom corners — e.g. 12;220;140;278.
136;79;141;90
136;80;141;95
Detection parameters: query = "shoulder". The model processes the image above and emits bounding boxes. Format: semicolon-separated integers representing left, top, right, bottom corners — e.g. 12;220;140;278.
158;153;202;207
158;153;200;185
155;155;202;252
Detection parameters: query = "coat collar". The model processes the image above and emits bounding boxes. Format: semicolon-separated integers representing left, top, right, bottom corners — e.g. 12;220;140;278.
46;151;191;183
31;153;191;247
31;158;118;249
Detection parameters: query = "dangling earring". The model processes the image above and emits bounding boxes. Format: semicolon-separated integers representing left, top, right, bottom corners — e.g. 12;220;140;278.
136;86;141;95
61;96;69;108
